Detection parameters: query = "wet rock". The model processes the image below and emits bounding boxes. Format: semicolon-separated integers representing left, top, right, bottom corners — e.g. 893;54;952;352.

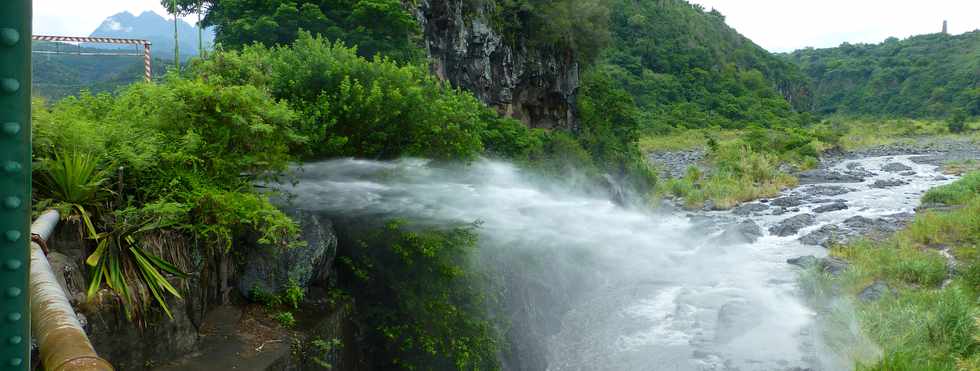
881;162;913;172
811;198;845;204
732;203;769;216
769;214;817;237
771;196;804;207
799;225;844;247
805;185;853;197
858;281;891;302
821;257;849;276
933;175;949;181
239;210;338;298
703;200;717;211
715;300;760;343
797;169;864;184
813;202;848;213
787;255;819;269
899;171;917;176
870;179;908;188
717;220;764;244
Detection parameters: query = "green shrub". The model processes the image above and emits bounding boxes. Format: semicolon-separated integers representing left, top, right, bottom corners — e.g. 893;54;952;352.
191;33;488;161
274;311;297;328
341;220;499;370
922;172;980;205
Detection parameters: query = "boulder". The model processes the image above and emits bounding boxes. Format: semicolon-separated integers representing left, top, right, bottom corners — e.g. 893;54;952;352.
239;210;338;298
820;257;849;276
881;162;913;172
805;185;853;197
769;214;817;237
717;220;764;244
799;225;843;247
770;196;804;207
870;179;908;188
732;203;769;216
797;169;864;184
787;255;819;269
813;202;848;213
857;281;891;302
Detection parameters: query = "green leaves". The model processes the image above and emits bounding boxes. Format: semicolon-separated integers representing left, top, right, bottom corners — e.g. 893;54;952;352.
34;151;110;206
84;210;188;320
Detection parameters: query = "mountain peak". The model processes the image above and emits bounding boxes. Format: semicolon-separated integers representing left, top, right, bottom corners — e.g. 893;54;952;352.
89;10;215;59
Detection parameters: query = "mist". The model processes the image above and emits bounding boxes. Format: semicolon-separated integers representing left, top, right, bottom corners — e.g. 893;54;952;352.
270;156;947;370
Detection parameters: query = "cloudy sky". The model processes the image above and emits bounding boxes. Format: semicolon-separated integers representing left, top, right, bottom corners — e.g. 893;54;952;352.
33;0;194;36
32;0;980;53
690;0;980;52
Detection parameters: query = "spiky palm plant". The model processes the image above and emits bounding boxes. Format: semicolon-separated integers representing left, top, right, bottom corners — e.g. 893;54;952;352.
35;151;186;319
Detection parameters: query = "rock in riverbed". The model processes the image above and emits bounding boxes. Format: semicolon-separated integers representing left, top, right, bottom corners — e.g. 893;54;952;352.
871;179;909;188
733;203;769;216
813;202;848;213
769;214;817;237
858;281;892;302
881;162;913;172
786;255;849;276
797;169;865;184
716;220;764;244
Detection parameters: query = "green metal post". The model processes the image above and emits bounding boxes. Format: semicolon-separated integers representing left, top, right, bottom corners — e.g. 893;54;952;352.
0;0;31;369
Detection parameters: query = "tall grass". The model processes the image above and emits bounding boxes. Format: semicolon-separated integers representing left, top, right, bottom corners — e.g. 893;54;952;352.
822;171;980;370
655;142;797;209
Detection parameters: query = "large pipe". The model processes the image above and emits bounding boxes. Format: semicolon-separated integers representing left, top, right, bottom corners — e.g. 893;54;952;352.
29;210;113;371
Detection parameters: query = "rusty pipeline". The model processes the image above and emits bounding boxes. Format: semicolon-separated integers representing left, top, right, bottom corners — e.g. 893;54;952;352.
29;210;113;371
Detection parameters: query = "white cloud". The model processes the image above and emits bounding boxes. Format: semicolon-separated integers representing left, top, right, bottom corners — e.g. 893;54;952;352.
33;0;195;36
689;0;980;52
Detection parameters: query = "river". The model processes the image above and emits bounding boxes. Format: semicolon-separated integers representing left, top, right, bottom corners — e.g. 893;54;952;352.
274;154;955;371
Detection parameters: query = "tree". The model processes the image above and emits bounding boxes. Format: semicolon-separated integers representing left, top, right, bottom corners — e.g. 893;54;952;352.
949;111;967;133
178;0;422;62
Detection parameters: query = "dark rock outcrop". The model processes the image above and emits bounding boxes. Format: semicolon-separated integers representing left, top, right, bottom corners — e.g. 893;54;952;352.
813;202;848;213
871;179;909;188
769;214;817;237
733;203;769;216
413;0;579;130
716;220;764;244
881;162;912;173
239;210;338;298
858;281;891;302
771;196;804;208
797;169;864;184
786;255;848;276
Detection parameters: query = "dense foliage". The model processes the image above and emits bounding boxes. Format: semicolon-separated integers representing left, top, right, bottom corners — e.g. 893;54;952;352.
182;0;422;62
31;78;304;317
787;31;980;118
599;0;812;132
340;220;499;370
485;0;610;64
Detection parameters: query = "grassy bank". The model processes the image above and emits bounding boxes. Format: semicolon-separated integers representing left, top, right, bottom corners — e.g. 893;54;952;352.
834;118;980;151
643;119;979;209
646;124;836;209
821;172;980;370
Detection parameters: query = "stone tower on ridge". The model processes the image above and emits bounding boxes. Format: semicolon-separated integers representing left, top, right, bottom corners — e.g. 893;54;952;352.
942;20;948;34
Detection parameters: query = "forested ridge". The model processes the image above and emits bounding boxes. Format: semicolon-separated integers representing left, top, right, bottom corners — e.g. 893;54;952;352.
787;30;980;118
598;0;814;132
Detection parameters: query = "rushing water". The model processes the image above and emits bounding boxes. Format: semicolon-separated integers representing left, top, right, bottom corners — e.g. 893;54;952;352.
273;154;953;371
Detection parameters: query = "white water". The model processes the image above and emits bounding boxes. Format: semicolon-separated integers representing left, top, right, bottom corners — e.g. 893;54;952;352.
273;154;953;371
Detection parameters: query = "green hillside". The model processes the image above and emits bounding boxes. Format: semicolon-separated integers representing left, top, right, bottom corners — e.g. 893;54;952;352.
32;41;171;100
599;0;813;133
787;31;980;118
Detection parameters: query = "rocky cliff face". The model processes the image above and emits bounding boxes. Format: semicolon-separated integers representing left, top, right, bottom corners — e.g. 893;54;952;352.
412;0;580;130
